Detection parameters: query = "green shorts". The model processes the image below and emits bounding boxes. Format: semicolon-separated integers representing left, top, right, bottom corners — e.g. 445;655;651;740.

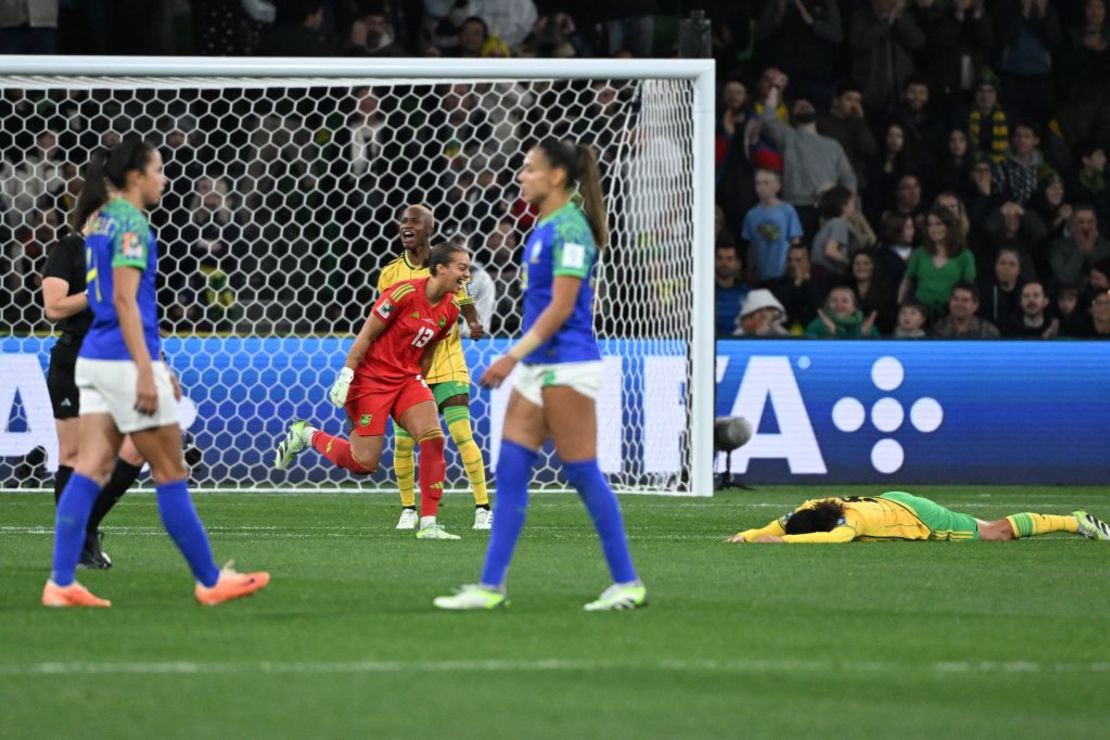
431;380;470;407
880;491;980;541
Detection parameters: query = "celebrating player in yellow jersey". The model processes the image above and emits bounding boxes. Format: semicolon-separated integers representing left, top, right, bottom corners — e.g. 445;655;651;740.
377;204;491;530
728;491;1110;543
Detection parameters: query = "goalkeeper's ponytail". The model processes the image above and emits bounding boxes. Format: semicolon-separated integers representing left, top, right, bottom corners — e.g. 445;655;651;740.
574;143;608;250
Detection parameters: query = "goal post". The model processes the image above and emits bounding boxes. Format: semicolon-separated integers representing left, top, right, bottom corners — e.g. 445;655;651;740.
0;56;715;496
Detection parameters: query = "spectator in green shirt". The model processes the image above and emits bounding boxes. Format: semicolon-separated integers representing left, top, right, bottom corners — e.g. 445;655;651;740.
805;285;880;338
898;205;976;319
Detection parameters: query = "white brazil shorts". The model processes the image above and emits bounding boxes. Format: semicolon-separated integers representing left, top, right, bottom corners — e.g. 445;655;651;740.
75;358;180;433
513;360;604;407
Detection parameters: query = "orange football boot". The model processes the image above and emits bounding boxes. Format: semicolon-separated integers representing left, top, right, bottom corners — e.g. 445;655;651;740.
195;563;271;606
42;580;111;608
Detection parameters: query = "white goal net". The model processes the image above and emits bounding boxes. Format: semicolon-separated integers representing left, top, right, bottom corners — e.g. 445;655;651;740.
0;58;713;495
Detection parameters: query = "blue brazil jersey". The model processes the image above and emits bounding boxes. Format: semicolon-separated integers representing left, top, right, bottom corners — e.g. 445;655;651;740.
520;202;601;364
79;198;162;361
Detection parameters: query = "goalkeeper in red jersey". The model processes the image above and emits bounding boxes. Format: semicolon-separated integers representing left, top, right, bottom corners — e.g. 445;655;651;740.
274;243;471;540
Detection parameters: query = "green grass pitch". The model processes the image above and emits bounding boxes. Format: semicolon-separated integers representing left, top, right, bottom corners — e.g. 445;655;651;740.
2;486;1108;739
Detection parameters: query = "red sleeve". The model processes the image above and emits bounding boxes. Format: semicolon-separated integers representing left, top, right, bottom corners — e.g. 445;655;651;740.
371;281;415;325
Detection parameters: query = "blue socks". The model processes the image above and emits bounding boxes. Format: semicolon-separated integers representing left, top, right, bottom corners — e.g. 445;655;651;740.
479;447;639;589
563;459;638;584
156;480;220;588
480;440;538;588
50;472;102;586
50;474;219;588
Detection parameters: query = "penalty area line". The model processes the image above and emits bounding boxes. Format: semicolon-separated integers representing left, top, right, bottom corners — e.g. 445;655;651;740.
0;658;1107;677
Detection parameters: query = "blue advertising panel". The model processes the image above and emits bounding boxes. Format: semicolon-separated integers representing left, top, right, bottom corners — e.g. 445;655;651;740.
3;337;1109;486
714;340;1110;484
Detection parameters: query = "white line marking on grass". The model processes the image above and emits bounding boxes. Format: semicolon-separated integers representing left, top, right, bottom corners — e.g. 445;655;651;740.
0;525;726;542
0;658;1107;677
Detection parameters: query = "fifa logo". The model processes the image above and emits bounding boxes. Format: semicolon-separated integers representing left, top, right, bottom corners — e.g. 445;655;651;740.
830;357;943;474
719;355;944;476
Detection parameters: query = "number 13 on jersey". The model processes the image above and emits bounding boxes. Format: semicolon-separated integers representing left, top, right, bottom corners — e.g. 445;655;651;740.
411;326;436;348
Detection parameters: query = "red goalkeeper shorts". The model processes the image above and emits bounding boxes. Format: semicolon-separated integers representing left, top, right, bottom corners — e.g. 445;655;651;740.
345;375;434;437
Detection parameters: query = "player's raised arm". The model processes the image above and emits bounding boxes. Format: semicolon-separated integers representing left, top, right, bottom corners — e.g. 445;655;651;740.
330;309;394;408
345;313;390;372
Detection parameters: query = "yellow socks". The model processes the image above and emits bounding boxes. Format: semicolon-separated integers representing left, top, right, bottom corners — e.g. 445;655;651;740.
397;407;488;508
1006;513;1079;538
444;406;489;507
394;428;416;508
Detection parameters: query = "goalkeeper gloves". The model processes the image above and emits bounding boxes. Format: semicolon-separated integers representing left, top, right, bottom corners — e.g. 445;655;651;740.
329;367;354;408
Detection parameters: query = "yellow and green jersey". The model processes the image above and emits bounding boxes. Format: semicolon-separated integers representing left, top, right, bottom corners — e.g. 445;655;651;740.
376;252;473;386
736;493;973;543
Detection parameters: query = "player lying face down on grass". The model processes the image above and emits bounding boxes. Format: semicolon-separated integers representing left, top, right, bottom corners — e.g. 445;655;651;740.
433;138;647;611
727;491;1110;543
274;243;471;539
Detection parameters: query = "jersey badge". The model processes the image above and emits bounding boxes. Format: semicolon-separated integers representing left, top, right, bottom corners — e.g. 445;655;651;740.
410;311;421;319
359;414;372;427
121;232;144;259
562;242;586;269
376;300;394;319
437;317;446;327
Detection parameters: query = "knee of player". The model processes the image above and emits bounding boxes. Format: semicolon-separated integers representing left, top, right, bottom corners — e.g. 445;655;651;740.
76;459;114;486
118;439;145;468
446;424;473;445
351;451;380;474
57;444;80;468
980;519;1015;541
149;460;188;485
415;428;446;445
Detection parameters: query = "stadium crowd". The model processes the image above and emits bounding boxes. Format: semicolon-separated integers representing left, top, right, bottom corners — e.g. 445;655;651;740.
0;0;1107;339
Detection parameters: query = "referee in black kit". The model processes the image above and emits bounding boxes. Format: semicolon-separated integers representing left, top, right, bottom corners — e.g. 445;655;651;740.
40;156;146;569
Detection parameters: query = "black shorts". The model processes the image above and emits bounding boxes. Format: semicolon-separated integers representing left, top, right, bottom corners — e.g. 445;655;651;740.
47;338;81;420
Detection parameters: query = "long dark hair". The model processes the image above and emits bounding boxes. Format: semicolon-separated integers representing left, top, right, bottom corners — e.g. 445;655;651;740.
103;136;156;191
69;150;111;231
784;501;844;534
924;205;965;257
536;138;608;249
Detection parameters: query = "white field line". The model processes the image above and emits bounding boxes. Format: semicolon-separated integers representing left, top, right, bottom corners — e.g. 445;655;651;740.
0;525;737;542
0;658;1107;677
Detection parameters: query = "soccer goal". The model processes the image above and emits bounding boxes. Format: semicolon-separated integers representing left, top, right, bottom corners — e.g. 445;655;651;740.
0;56;714;496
